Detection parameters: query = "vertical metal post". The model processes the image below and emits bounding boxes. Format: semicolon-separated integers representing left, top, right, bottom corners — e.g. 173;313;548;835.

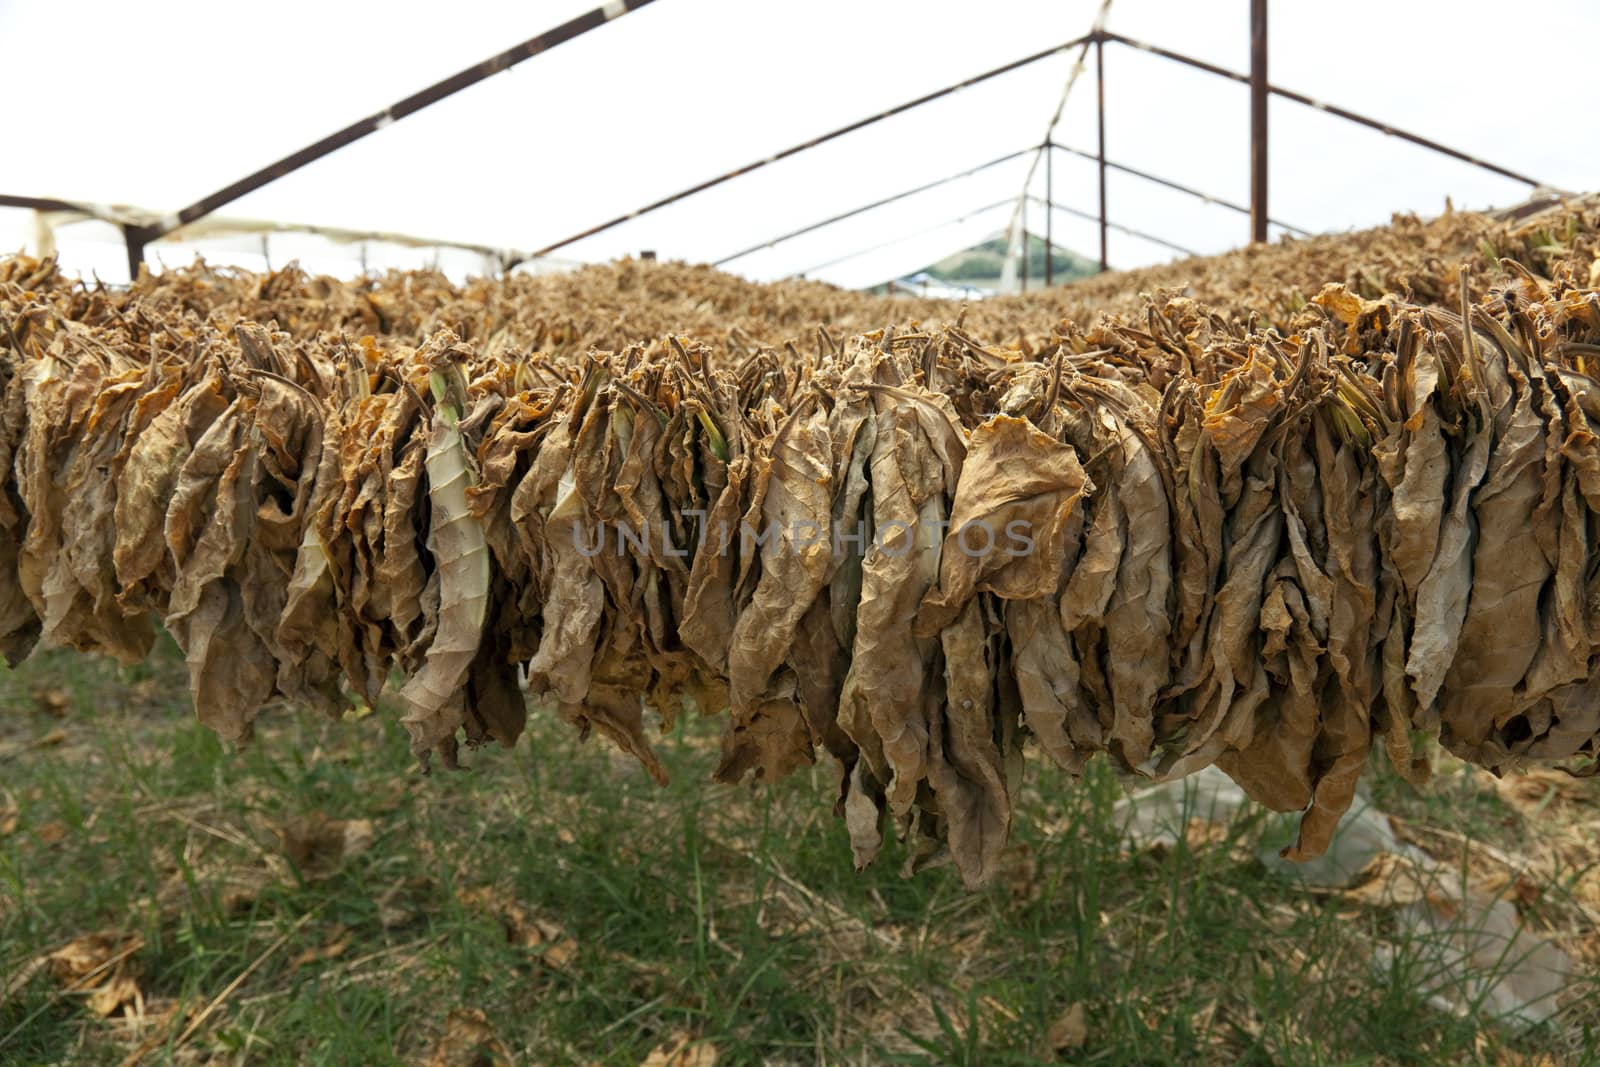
1249;0;1269;243
122;225;145;281
1020;196;1028;292
1044;141;1054;286
1095;37;1108;272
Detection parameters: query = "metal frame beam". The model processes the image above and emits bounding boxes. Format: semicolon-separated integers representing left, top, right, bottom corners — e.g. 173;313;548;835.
800;192;1198;281
1047;143;1309;236
0;194;150;276
1033;196;1197;258
796;198;1019;277
711;142;1287;273
1020;195;1028;292
1099;30;1543;188
1095;37;1109;270
0;194;79;213
712;146;1038;267
873;226;1085;293
1249;0;1268;242
123;0;658;254
1044;144;1054;286
534;32;1097;257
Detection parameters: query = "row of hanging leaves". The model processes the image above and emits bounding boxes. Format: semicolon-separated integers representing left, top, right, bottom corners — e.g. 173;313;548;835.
2;198;1599;887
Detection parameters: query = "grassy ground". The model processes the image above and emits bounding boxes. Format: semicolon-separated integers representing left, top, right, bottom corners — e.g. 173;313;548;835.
1;638;1597;1066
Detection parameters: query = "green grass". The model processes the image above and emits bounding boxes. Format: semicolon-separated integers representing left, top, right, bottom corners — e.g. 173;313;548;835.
1;639;1596;1065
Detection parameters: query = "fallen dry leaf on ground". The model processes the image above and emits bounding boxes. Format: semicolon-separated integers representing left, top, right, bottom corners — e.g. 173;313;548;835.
457;884;576;966
423;1008;512;1067
274;813;374;879
289;925;353;969
639;1033;718;1067
30;685;69;716
1492;767;1596;818
1048;1002;1087;1053
46;930;145;1019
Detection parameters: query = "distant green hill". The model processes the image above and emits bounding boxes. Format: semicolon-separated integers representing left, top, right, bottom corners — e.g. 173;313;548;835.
922;232;1100;286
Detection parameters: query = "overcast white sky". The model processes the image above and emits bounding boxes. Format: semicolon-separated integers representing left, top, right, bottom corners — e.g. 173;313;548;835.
1;0;1594;288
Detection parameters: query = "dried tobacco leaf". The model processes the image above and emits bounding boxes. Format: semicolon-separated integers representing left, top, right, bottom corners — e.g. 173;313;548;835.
838;360;966;819
397;334;492;760
916;414;1089;637
162;394;277;742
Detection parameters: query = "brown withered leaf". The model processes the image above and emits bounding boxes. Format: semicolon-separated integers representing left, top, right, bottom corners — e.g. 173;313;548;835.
1047;1002;1087;1053
1202;350;1283;477
46;929;145;1018
521;407;604;706
289;925;353;969
163;396;277;742
31;685;70;717
839;365;965;818
1493;766;1596;816
275;813;374;880
928;598;1011;888
1406;343;1493;715
917;414;1090;637
425;1008;513;1067
1438;324;1552;762
1100;408;1172;768
114;363;229;614
399;332;491;759
1376;343;1447;595
640;1033;719;1067
457;885;578;966
726;401;832;715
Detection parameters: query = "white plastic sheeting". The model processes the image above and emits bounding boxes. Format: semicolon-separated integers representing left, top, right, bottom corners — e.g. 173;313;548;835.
1;0;1593;287
1115;768;1574;1028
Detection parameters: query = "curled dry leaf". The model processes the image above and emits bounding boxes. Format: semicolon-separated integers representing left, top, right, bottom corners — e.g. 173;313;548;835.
426;1008;513;1067
46;930;146;1018
1048;1002;1087;1053
274;813;374;880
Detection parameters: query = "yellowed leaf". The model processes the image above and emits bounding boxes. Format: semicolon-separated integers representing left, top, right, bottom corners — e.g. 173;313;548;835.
31;686;70;717
1311;282;1374;325
86;969;142;1018
48;931;142;985
457;884;576;965
542;937;578;969
289;925;353;969
275;813;374;879
1493;766;1595;817
1048;1002;1086;1053
640;1033;718;1067
42;930;145;1019
425;1008;512;1067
